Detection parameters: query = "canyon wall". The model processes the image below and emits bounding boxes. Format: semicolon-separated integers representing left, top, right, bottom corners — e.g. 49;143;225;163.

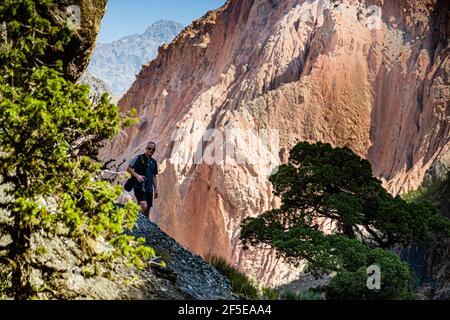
101;0;450;286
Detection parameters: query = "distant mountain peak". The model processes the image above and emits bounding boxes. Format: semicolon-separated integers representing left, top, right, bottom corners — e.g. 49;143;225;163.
144;20;184;39
145;19;183;31
88;20;184;98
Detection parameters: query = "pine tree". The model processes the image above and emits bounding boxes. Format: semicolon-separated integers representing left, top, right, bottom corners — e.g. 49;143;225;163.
240;142;450;299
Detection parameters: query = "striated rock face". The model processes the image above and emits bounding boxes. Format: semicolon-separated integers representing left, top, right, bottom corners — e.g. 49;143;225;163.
101;0;450;286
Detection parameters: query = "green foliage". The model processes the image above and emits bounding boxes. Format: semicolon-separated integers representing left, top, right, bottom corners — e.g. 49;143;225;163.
206;255;259;299
0;0;153;299
403;171;450;218
261;287;279;300
81;266;96;278
279;289;325;300
240;142;450;299
405;173;450;236
320;236;418;300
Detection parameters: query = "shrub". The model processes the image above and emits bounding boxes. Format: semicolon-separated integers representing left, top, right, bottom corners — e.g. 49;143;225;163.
205;255;259;299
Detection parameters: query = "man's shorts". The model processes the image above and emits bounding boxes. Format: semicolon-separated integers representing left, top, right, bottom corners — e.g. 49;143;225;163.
134;190;153;208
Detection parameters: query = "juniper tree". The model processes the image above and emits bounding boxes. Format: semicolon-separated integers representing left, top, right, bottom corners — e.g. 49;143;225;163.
0;0;153;299
240;142;450;299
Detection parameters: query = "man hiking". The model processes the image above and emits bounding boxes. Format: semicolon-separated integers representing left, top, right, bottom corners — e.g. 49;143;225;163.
127;141;159;218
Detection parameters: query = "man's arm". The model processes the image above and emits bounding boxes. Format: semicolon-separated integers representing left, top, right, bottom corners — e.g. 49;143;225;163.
127;166;145;182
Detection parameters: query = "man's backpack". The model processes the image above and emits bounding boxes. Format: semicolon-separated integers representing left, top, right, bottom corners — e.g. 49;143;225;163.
124;176;136;192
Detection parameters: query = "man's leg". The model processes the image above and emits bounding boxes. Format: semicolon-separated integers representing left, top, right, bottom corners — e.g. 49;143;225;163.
145;192;153;219
139;201;148;216
135;189;148;217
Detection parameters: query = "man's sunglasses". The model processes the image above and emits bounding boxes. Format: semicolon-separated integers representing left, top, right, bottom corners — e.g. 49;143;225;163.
147;147;156;151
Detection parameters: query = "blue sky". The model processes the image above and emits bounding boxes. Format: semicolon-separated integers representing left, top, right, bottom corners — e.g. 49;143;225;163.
97;0;226;43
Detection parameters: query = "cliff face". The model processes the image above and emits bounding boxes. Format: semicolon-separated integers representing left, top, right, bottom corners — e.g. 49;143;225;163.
101;0;450;286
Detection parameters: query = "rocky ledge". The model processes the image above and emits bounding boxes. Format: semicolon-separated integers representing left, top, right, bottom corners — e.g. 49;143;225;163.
131;214;235;300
